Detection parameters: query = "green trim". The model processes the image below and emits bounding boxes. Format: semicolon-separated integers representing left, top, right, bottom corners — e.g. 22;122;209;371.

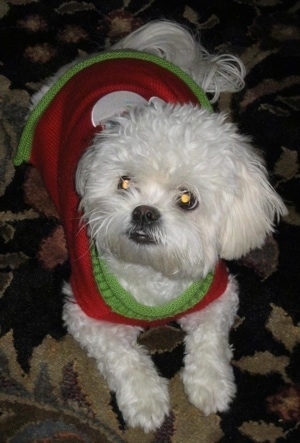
14;50;214;320
14;50;212;166
91;247;214;321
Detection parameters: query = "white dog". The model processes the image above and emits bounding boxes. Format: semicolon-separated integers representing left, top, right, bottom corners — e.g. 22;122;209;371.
15;21;287;432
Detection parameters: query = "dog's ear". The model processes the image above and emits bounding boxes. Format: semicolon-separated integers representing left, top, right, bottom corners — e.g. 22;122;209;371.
76;146;97;197
219;143;287;260
76;120;122;197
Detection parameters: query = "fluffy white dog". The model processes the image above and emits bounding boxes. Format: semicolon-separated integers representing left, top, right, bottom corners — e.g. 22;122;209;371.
15;21;287;432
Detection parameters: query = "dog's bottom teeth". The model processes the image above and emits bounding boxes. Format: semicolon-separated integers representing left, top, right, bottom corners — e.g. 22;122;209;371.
129;232;156;244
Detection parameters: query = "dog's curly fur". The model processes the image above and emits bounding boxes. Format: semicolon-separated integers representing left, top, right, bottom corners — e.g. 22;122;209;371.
31;21;286;432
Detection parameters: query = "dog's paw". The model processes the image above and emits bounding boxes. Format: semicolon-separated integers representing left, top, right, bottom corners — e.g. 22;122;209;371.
181;362;236;415
117;372;170;432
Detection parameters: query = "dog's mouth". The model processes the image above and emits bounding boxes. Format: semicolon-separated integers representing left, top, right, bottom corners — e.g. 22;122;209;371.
128;230;157;245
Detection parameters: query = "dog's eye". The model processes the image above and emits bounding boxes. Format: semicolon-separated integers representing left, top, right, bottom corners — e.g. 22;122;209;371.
118;176;132;190
178;189;198;210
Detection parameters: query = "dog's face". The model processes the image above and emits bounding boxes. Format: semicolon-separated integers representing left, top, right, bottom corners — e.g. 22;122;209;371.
76;101;286;279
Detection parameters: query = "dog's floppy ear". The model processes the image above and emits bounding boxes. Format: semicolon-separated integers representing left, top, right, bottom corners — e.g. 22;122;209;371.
219;143;287;260
76;120;122;197
76;145;97;198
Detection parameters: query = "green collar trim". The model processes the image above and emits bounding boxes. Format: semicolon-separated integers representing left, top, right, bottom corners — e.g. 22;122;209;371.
91;248;214;321
14;50;212;166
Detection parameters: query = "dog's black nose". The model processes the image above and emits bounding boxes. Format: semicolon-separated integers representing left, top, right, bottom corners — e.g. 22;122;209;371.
132;205;161;225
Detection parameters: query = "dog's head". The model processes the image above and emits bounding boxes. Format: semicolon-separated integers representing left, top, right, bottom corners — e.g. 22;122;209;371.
76;101;286;279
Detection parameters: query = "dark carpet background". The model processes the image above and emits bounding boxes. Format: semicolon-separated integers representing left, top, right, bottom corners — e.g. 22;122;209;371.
0;1;299;442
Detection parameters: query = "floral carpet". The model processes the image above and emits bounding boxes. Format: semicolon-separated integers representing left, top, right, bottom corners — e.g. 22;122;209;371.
0;0;299;442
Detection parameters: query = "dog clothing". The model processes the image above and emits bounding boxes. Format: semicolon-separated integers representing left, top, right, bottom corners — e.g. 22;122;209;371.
14;51;229;327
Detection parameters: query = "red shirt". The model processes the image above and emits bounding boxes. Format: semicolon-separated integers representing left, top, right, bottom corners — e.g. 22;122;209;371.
15;52;228;326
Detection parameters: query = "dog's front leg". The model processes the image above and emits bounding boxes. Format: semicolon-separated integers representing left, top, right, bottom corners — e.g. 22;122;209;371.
63;297;169;432
178;276;239;415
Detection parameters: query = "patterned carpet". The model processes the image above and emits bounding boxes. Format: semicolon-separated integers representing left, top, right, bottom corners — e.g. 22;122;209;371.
0;1;299;442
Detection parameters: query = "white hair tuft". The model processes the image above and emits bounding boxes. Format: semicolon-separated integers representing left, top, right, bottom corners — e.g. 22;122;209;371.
112;20;246;103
